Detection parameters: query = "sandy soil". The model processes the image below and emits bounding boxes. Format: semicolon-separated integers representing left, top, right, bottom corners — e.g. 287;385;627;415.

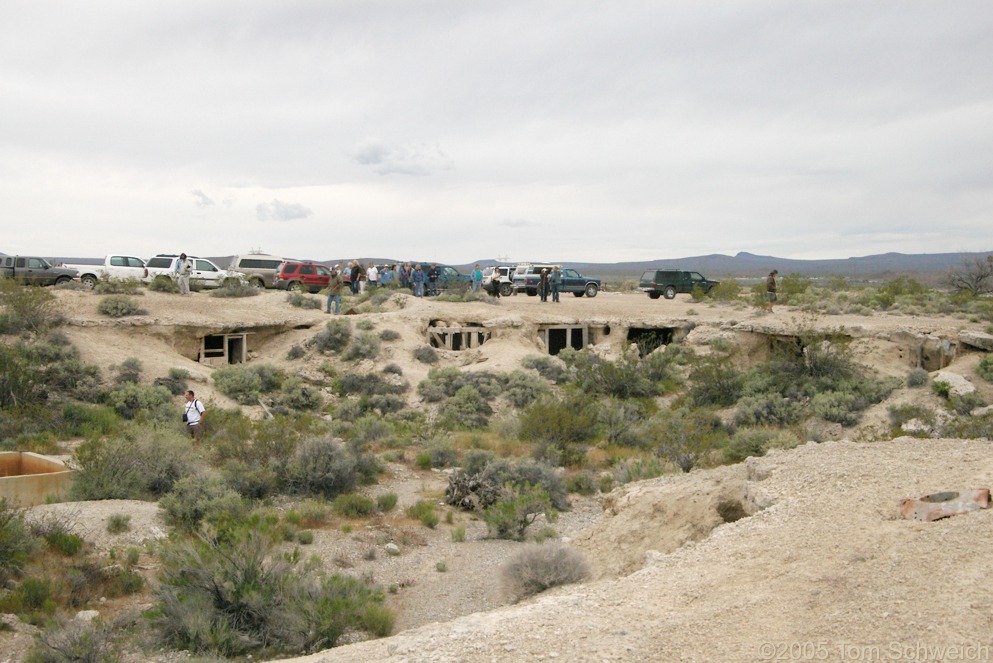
3;286;993;662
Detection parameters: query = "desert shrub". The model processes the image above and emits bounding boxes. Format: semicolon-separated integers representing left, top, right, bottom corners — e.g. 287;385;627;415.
213;364;285;405
416;367;504;403
564;471;598;496
950;391;986;415
71;429;197;500
148;275;178;293
280;376;323;411
810;391;867;426
482;483;555;540
376;492;398;512
154;532;392;657
521;355;569;383
437;385;492;430
722;427;801;464
502;370;552;407
0;279;63;333
422;439;459;468
356;318;375;331
343;332;380;361
104;382;173;420
159;475;246;533
406;500;439;529
735;393;804;427
447;456;568;511
106;514;131;534
707;278;743;301
378;329;400;341
97;295;144;317
413;346;438;364
50;403;119;440
93;276;143;295
0;498;36;583
560;351;660;399
332;493;377;519
338;372;409;396
938;411;993;440
210;281;260;298
501;543;590;602
906;367;930;387
347;414;394;444
280;437;360;499
519;394;598;466
312;319;351;354
27;619;117;663
285;292;321;309
382;362;403;375
978;355;993;383
221;459;279;500
112;357;142;384
687;357;743;407
287;344;306;360
650;408;727;472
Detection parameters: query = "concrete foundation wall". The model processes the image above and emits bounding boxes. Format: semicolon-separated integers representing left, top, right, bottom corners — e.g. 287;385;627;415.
0;452;74;507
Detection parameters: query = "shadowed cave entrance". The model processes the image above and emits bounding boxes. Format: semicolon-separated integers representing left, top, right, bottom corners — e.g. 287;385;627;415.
627;327;676;357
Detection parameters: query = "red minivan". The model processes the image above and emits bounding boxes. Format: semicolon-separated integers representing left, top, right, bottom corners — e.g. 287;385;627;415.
273;261;331;293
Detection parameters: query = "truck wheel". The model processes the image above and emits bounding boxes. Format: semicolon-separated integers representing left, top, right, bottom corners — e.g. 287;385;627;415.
288;281;305;293
80;274;97;288
664;286;677;299
648;292;661;300
55;276;72;286
584;283;599;298
573;291;584;297
499;282;513;297
526;288;537;297
249;277;265;289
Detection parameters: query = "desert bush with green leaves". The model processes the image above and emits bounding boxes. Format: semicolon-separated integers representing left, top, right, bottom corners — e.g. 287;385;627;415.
343;331;381;361
280;436;379;499
482;483;556;540
518;394;598;466
978;355;993;383
212;363;285;404
209;281;260;298
311;318;351;353
71;429;198;500
521;355;570;383
0;279;63;334
97;295;144;317
154;532;393;657
159;475;246;533
650;408;727;472
0;498;36;584
92;275;144;295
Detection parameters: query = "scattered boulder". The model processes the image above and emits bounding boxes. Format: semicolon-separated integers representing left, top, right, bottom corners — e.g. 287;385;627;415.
959;330;993;351
930;370;976;396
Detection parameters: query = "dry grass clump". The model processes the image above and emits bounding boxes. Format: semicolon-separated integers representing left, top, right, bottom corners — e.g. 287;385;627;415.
501;543;590;602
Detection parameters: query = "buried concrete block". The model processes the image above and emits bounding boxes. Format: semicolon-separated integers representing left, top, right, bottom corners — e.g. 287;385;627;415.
899;489;990;522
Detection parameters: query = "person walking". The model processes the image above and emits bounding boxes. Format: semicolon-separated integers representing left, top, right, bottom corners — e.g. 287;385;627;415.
323;265;345;314
182;390;206;442
176;253;193;296
411;264;426;297
550;266;562;303
471;264;483;292
766;269;779;311
539;268;550;302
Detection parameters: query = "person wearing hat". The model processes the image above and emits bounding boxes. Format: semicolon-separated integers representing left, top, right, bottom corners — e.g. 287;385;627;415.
323;265;345;314
176;253;193;296
766;269;779;311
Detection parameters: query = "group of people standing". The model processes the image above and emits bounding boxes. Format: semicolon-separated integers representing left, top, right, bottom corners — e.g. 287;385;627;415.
323;261;446;313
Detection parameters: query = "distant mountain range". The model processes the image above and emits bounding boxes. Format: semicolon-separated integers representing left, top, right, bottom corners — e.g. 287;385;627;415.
4;250;990;282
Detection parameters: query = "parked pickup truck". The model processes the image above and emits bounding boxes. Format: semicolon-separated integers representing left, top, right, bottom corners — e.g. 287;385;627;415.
62;255;149;288
0;256;77;286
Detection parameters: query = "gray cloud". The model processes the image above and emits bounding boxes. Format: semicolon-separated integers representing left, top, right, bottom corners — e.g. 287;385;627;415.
351;139;453;176
256;200;314;222
191;189;215;208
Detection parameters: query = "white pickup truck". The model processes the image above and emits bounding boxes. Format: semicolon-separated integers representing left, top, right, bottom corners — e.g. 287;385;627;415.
62;255;148;288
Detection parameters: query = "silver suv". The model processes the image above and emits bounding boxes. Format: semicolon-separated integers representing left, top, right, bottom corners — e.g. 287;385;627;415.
227;254;285;289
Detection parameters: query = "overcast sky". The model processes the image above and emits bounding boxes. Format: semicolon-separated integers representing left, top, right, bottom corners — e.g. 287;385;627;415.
2;1;991;264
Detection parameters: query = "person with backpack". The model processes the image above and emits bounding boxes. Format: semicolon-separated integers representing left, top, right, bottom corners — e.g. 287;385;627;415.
183;390;206;442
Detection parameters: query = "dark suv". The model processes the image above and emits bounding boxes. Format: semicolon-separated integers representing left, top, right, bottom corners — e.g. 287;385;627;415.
274;261;331;293
512;263;602;297
639;269;719;299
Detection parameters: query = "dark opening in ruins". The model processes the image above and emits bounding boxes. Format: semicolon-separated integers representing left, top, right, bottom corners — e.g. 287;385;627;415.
540;326;587;355
428;322;490;351
199;333;249;366
627;327;675;357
